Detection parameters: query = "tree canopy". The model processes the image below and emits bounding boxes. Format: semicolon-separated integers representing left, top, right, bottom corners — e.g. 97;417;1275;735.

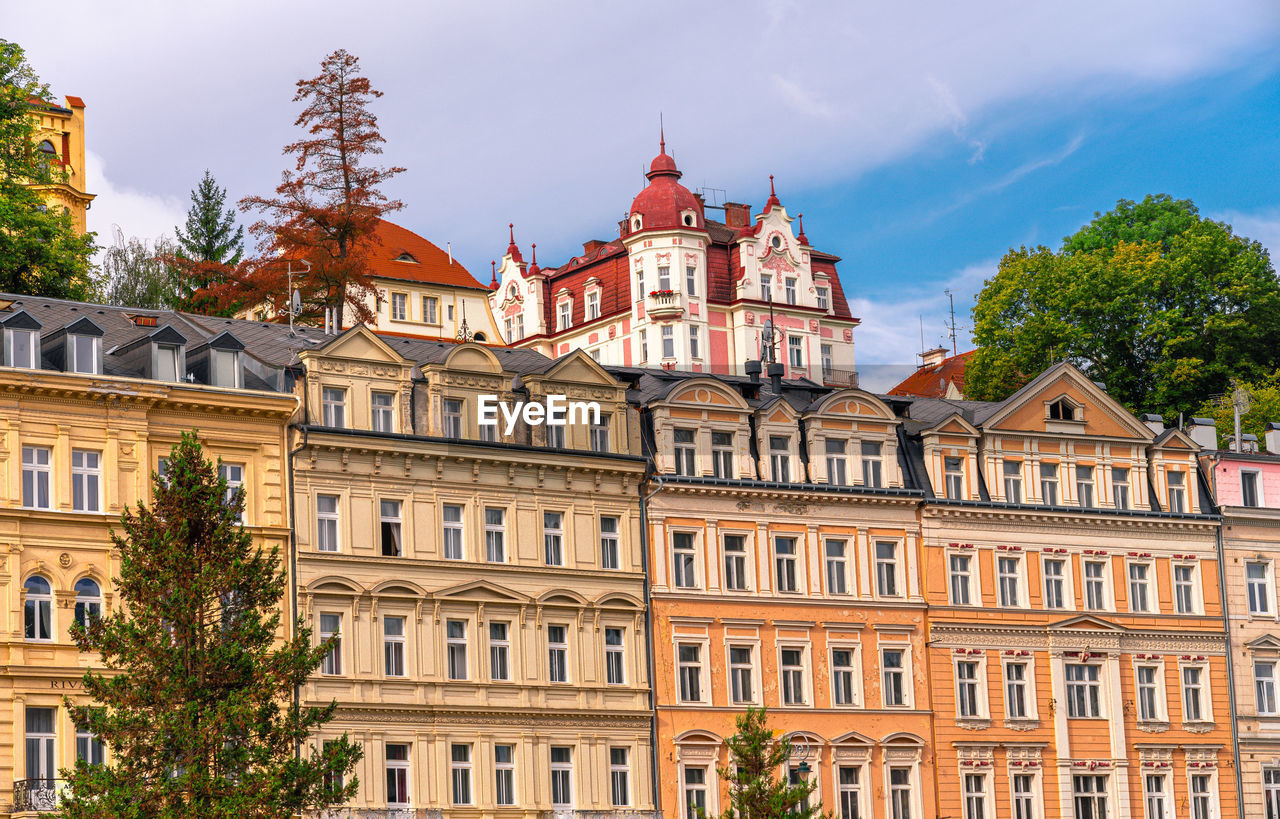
98;233;180;309
1193;372;1280;445
967;195;1280;420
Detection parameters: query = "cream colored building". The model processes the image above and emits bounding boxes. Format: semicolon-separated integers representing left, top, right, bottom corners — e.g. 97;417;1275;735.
291;326;656;816
26;96;95;235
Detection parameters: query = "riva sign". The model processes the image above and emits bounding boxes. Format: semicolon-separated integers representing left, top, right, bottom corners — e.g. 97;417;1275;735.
477;394;601;436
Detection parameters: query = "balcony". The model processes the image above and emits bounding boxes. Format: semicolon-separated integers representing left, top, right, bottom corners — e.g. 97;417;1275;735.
13;779;61;813
540;812;663;819
822;367;858;388
307;810;443;819
645;290;683;319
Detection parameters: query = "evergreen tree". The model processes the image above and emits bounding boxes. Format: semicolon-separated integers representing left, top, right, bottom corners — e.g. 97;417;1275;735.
712;708;827;819
174;170;245;265
0;39;95;298
62;432;361;818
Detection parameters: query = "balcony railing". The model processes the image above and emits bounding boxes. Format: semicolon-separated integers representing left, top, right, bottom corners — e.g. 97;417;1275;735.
307;810;443;819
822;367;858;388
540;812;663;819
13;779;62;812
645;290;683;318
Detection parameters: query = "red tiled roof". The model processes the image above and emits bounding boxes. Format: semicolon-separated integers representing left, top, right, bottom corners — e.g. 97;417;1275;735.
364;219;487;290
887;350;975;398
65;95;85;109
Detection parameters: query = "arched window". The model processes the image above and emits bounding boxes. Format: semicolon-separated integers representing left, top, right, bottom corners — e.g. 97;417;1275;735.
36;140;56;155
74;578;102;629
473;333;487;342
24;576;52;641
1048;399;1077;421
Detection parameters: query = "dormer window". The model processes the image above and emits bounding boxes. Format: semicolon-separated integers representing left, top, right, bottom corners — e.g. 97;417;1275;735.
145;326;188;382
2;311;41;369
69;334;100;374
816;287;829;311
683;214;694;227
632;216;642;231
155;344;181;381
557;301;571;331
586;291;600;321
395;252;417;263
1047;399;1078;421
211;349;241;388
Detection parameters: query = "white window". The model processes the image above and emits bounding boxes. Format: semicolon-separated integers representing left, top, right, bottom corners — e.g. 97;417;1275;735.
1129;562;1153;613
889;767;913;819
761;273;772;301
861;441;883;487
729;645;754;703
1005;661;1029;719
1257;661;1278;715
74;578;102;630
634;267;645;299
380;499;402;557
780;646;806;705
661;325;675;359
825;539;849;594
683;766;708;819
672;531;697;589
383;616;406;677
548;624;569;683
319;613;342;675
678;643;703;702
600;516;620;570
71;449;101;512
1012;773;1036;819
956;660;982;717
24;575;52;641
1167;470;1186;513
446;619;468;680
963;773;988;819
1174;564;1197;614
1189;773;1212;819
544;511;564;566
657;265;671;290
723;534;748;591
821;343;833;377
774;536;798;593
944;456;964;500
1040;462;1059;505
69;333;100;374
449;744;472;805
442;398;462;438
1077;465;1095;507
610;747;630;807
605;627;625;685
826;438;848;486
1136;665;1162;721
1003;460;1023;503
586;291;600;320
211;348;240;388
4;326;37;368
1243;469;1263;507
638;329;648;363
321;387;346;428
1043;558;1067;609
1073;774;1107;819
551;747;574;808
785;277;797;304
316;494;340;552
423;296;438;324
689;325;700;359
21;445;51;509
25;707;56;786
712;431;734;479
1084;560;1109;610
590;414;610;452
219;463;245;521
441;503;463;560
770;436;791;482
484;507;505;563
371;391;395;433
489;622;510;681
832;647;857;705
494;745;516;805
1249;562;1273;615
1264;768;1280;818
391;292;407;321
1065;663;1101;717
1182;665;1206;721
1112;466;1131;509
817;286;829;311
1144;773;1167;819
997;556;1022;607
557;301;572;331
546;414;565;449
788;335;803;367
882;647;907;706
950;554;973;605
875;541;899;597
685;264;697;296
673;428;696;476
385;744;410;807
75;727;103;767
838;766;861;819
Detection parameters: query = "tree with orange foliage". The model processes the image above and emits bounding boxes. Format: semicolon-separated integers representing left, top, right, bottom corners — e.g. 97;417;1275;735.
197;49;404;324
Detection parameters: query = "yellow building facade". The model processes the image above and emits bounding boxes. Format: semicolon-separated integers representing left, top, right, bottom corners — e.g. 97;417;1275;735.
26;97;95;235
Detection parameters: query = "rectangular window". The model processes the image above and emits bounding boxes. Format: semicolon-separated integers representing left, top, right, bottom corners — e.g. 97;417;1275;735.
950;554;972;605
678;643;703;702
1084;560;1108;610
1065;664;1101;718
944;456;964;500
876;541;899;597
1012;774;1035;819
385;744;410;807
785;277;797;304
211;348;240;388
590;414;610;453
1244;470;1262;507
730;645;754;703
998;556;1021;607
442;398;462;438
689;325;700;359
586;291;600;320
1144;774;1167;819
75;728;103;767
788;335;803;367
662;324;675;359
638;328;648;363
391;292;407;321
672;531;696;588
635;267;644;299
832;648;857;705
1003;460;1023;503
546;417;565;449
657;265;671;291
1258;662;1278;715
1136;665;1161;721
321;387;346;428
25;707;56;786
316;494;340;552
423;296;438;324
1077;465;1095;507
1129;563;1152;612
446;619;467;680
821;343;833;377
770;436;791;482
826;539;849;594
371;391;395;433
1183;665;1205;721
826;438;848;486
761;273;772;301
383;616;406;677
686;264;697;295
1249;562;1273;615
956;661;981;717
380;500;403;557
861;441;883;487
70;334;99;374
1167;471;1186;513
1072;774;1106;819
780;647;806;705
450;744;472;806
484;507;506;563
674;428;696;476
1174;564;1196;613
4;327;37;368
494;745;515;806
544;511;564;566
1005;662;1028;719
21;445;51;509
489;622;510;681
557;301;571;331
441;503;463;560
890;767;912;819
1043;558;1066;609
610;747;630;807
838;766;860;819
723;534;748;591
600;516;620;570
775;536;798;593
1190;774;1211;819
882;648;906;706
963;773;987;819
71;449;101;512
605;627;625;685
548;624;569;683
1266;769;1280;819
684;767;708;819
514;314;524;340
1112;466;1131;509
319;613;342;675
1040;462;1059;505
817;287;829;310
219;463;245;520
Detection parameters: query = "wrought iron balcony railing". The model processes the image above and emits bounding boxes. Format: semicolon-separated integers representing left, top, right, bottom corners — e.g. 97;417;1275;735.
540;811;663;819
306;810;443;819
12;778;62;812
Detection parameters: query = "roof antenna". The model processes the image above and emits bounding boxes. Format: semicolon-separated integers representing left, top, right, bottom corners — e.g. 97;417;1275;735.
447;242;453;265
944;289;959;355
660;112;665;154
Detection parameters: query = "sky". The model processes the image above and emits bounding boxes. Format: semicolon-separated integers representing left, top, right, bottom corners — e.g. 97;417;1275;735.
10;1;1280;383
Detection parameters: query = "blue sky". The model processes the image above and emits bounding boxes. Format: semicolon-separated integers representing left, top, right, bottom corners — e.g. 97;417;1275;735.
10;1;1280;377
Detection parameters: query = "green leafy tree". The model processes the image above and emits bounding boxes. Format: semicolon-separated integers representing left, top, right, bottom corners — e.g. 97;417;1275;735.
967;195;1280;420
711;707;827;819
61;432;361;818
0;38;95;298
99;233;180;309
1193;372;1280;444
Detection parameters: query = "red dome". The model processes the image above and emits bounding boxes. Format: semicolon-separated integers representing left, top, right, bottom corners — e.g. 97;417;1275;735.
629;142;705;233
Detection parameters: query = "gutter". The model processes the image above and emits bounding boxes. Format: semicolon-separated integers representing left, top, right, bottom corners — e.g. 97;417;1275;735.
1207;452;1246;813
287;365;310;764
640;468;665;813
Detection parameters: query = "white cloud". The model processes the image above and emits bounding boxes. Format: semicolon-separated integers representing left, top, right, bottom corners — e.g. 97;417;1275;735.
1212;207;1280;261
84;150;185;254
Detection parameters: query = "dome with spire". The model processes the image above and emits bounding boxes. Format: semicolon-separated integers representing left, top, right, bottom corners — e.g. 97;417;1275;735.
628;133;705;234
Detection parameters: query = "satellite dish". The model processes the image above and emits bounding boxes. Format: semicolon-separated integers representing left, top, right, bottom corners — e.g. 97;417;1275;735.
1233;384;1252;415
290;289;302;316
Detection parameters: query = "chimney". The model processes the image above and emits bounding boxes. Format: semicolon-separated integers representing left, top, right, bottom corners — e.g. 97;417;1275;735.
1187;417;1218;450
1140;413;1165;435
1243;433;1260;453
767;362;784;394
920;346;947;368
583;239;606;256
724;202;751;228
744;359;762;384
1267;422;1280;455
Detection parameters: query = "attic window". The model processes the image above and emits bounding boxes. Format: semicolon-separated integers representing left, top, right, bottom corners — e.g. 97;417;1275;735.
683;214;694;227
771;235;782;250
396;252;417;263
632;217;642;231
130;315;158;327
1047;399;1078;422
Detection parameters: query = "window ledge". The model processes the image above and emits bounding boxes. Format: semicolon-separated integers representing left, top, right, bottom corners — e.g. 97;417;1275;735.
955;717;991;730
1182;721;1216;733
1003;718;1041;731
1135;720;1171;733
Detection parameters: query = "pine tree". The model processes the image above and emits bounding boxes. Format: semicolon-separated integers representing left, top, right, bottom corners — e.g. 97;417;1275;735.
61;432;361;818
175;170;245;265
713;708;827;819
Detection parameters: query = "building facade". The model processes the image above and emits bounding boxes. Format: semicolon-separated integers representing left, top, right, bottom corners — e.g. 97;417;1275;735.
25;96;95;235
490;141;859;385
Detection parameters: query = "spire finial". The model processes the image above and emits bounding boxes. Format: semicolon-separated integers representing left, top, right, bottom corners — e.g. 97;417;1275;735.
765;174;781;209
797;212;808;245
660;113;666;155
531;243;537;265
490;260;498;289
508;222;514;244
769;174;776;196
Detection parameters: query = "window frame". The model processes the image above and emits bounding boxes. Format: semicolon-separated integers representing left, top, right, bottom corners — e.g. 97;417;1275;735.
1172;561;1200;615
676;640;708;704
874;540;901;598
778;644;809;706
318;612;342;675
1256;659;1278;716
825;538;850;595
722;533;750;592
1180;662;1210;723
1002;657;1034;721
21;445;52;510
316;493;340;552
671;530;698;589
379;498;403;557
371;390;395;433
71;448;102;513
488;621;511;682
599;515;620;570
949;552;974;606
830;642;861;707
996;554;1024;608
774;535;800;593
1064;662;1103;718
880;644;911;708
321;386;347;428
446;618;469;680
1127;560;1155;613
1242;468;1264;507
1248;560;1275;616
383;615;406;678
1134;661;1166;723
543;510;565;567
954;657;987;719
